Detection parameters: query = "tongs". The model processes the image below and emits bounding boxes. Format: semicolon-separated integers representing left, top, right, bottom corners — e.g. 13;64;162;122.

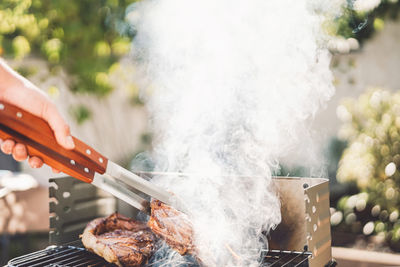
0;101;172;213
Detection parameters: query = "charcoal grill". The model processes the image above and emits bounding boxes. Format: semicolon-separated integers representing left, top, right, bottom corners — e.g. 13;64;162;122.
6;174;336;267
7;245;311;267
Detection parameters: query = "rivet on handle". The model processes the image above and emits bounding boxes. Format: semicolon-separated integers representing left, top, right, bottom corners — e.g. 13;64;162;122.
84;167;89;173
86;149;91;155
70;160;76;165
16;112;22;118
0;104;4;110
99;157;104;163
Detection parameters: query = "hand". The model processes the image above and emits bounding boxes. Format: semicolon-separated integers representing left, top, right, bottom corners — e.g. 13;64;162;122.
0;59;74;171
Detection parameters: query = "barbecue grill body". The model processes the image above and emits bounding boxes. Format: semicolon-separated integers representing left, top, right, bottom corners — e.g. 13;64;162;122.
9;174;333;266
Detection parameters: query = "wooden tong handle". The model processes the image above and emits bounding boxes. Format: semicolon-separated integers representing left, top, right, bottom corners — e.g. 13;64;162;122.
0;101;108;183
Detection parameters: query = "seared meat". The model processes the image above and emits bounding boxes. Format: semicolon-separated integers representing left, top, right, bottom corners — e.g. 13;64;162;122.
148;200;194;255
82;213;157;267
82;201;195;266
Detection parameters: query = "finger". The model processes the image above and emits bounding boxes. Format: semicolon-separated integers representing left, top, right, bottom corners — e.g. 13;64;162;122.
52;168;61;173
12;143;28;161
1;139;15;155
28;156;43;168
42;103;75;150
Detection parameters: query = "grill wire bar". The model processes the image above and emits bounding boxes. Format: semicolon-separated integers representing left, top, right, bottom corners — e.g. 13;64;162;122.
8;245;311;267
263;250;311;267
7;245;117;267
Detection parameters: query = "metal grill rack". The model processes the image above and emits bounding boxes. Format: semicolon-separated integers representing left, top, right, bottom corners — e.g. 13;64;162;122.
7;245;310;267
262;250;311;266
7;245;117;267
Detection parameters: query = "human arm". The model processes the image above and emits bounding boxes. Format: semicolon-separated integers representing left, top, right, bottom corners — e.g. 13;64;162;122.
0;59;74;169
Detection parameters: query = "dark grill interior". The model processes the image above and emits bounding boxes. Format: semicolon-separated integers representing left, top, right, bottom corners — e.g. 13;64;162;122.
7;244;311;267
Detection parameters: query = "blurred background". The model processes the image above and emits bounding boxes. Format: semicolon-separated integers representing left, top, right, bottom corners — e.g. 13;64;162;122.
1;0;400;266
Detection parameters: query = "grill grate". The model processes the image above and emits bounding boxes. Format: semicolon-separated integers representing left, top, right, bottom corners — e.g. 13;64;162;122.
8;245;311;267
7;246;117;267
262;250;311;266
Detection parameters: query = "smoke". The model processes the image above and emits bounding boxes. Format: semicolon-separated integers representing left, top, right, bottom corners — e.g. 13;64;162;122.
128;0;343;266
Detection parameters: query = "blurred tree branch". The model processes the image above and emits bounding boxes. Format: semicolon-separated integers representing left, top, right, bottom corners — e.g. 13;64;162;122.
334;89;400;250
0;0;137;96
334;0;400;42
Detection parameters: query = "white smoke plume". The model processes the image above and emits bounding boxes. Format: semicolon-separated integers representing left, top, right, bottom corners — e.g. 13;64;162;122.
128;0;343;266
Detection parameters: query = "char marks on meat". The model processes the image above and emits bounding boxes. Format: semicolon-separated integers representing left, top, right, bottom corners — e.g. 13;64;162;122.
82;213;157;267
148;200;194;255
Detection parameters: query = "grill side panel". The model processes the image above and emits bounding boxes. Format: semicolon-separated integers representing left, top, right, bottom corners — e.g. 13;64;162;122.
304;179;332;267
49;177;117;245
268;178;308;251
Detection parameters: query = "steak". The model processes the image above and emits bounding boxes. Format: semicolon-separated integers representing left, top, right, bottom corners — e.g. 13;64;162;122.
147;200;195;255
81;213;157;267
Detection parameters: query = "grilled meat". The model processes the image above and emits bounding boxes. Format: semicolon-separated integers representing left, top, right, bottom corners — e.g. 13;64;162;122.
148;200;195;255
82;213;157;267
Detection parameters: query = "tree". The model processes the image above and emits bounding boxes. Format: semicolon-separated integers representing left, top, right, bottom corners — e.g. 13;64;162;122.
334;89;400;250
0;0;136;96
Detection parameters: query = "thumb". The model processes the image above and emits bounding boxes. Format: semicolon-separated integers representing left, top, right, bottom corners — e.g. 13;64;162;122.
42;103;75;150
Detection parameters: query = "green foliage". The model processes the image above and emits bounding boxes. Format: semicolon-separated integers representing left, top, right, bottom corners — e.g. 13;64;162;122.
69;104;91;124
334;0;400;42
0;0;136;96
335;88;400;250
